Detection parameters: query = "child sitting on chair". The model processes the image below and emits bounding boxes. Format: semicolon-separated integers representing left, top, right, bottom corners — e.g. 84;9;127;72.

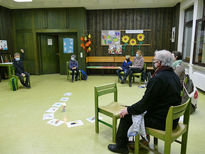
69;55;79;82
13;49;30;88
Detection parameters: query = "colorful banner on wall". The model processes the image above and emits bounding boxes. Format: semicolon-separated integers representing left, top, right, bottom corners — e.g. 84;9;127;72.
63;38;74;53
0;40;8;50
101;30;120;45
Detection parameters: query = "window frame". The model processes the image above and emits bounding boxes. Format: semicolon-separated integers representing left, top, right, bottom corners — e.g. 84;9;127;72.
182;5;194;62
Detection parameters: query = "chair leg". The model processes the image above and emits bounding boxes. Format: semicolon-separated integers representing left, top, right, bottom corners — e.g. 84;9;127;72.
154;137;158;150
164;141;171;154
181;132;188;154
95;110;99;134
112;117;117;142
134;134;140;154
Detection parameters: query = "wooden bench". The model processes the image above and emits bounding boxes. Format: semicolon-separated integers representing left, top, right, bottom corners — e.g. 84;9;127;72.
86;56;154;73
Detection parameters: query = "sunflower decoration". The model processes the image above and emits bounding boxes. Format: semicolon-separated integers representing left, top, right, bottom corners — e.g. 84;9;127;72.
137;33;145;50
122;35;130;43
137;33;145;41
130;39;137;46
122;35;130;53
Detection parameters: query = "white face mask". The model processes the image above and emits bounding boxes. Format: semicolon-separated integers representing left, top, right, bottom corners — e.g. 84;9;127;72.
71;57;75;61
15;57;20;61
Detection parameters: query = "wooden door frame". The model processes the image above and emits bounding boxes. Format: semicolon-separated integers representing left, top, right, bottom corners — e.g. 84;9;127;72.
35;29;78;74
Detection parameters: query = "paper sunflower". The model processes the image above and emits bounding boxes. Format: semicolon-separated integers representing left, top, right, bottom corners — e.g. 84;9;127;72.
130;39;136;46
137;34;145;41
122;35;130;43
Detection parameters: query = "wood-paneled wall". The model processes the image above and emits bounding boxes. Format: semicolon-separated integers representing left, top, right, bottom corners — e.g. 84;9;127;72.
12;8;87;74
0;6;13;57
87;5;179;57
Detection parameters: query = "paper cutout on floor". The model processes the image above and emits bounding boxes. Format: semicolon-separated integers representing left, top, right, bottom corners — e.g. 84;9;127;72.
138;85;146;88
60;97;69;102
52;102;64;108
43;113;54;120
48;119;64;126
66;120;84;128
86;116;102;123
64;92;72;96
46;107;59;113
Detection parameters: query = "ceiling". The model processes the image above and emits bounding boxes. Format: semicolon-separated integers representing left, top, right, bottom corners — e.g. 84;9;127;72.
0;0;182;10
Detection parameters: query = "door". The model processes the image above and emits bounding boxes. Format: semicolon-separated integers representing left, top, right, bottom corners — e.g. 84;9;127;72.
58;33;77;75
39;34;59;74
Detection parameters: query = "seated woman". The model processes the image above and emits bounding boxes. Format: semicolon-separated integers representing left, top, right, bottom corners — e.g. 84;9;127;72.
172;51;185;84
69;55;79;82
128;50;144;87
13;49;30;88
108;50;182;154
117;55;132;84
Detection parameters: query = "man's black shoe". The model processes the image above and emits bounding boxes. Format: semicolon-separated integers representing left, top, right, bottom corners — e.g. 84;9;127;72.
108;144;129;154
129;82;132;87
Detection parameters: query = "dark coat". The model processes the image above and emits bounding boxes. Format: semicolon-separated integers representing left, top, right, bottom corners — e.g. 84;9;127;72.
13;53;25;75
127;67;182;130
121;60;132;70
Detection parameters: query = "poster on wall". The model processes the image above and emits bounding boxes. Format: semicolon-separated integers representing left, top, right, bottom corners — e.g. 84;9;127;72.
63;38;74;53
0;40;8;50
101;30;120;45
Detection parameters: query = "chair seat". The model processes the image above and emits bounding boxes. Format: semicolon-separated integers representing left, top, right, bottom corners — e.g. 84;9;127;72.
99;102;126;116
132;73;141;75
146;123;187;142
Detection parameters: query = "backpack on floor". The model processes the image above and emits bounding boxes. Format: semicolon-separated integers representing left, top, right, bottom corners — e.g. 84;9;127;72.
9;76;18;91
80;69;88;80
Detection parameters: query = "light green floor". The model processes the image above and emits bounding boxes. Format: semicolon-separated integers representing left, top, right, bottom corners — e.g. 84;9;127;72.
0;74;205;154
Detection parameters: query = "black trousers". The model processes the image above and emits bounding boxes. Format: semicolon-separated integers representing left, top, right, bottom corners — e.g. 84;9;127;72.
71;68;79;80
116;69;129;80
116;114;167;147
16;72;30;87
128;68;143;84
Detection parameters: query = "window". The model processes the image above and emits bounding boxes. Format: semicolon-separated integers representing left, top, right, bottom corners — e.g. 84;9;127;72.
193;1;205;66
182;6;194;62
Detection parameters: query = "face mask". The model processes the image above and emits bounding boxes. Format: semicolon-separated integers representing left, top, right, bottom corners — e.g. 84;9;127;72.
71;57;75;61
136;53;139;57
15;57;20;61
152;62;158;70
126;58;130;62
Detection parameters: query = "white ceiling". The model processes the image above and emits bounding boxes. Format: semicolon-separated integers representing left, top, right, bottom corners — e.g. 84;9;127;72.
0;0;182;10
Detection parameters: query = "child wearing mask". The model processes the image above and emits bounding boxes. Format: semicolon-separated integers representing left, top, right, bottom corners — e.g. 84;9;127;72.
13;49;30;88
117;55;132;83
69;54;79;82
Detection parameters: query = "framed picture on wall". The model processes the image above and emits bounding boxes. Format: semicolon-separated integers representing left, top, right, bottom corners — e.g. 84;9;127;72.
0;40;8;50
63;38;74;53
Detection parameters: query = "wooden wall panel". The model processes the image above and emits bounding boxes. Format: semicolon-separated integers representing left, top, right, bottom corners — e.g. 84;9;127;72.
87;7;179;57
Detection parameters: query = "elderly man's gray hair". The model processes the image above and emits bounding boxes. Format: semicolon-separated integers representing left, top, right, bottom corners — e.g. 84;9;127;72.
155;50;174;67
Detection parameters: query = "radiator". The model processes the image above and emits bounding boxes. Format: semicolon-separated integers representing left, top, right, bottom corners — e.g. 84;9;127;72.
192;72;205;91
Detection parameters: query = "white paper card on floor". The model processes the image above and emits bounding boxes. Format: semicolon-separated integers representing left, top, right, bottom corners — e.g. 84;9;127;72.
66;120;84;128
43;113;54;120
60;97;69;102
48;119;64;126
52;102;64;108
64;92;72;96
86;116;102;123
46;107;59;113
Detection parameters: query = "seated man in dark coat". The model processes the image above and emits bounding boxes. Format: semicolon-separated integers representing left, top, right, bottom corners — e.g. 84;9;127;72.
13;49;30;88
69;54;79;82
108;50;182;154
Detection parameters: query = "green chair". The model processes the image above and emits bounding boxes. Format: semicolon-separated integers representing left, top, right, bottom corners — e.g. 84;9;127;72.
66;61;81;81
134;99;191;154
10;66;31;89
94;83;126;142
117;71;129;82
132;63;147;85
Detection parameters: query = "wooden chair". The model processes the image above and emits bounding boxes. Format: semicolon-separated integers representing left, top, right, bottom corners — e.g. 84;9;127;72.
66;61;81;81
10;66;31;89
132;63;147;85
134;99;191;154
94;83;125;142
